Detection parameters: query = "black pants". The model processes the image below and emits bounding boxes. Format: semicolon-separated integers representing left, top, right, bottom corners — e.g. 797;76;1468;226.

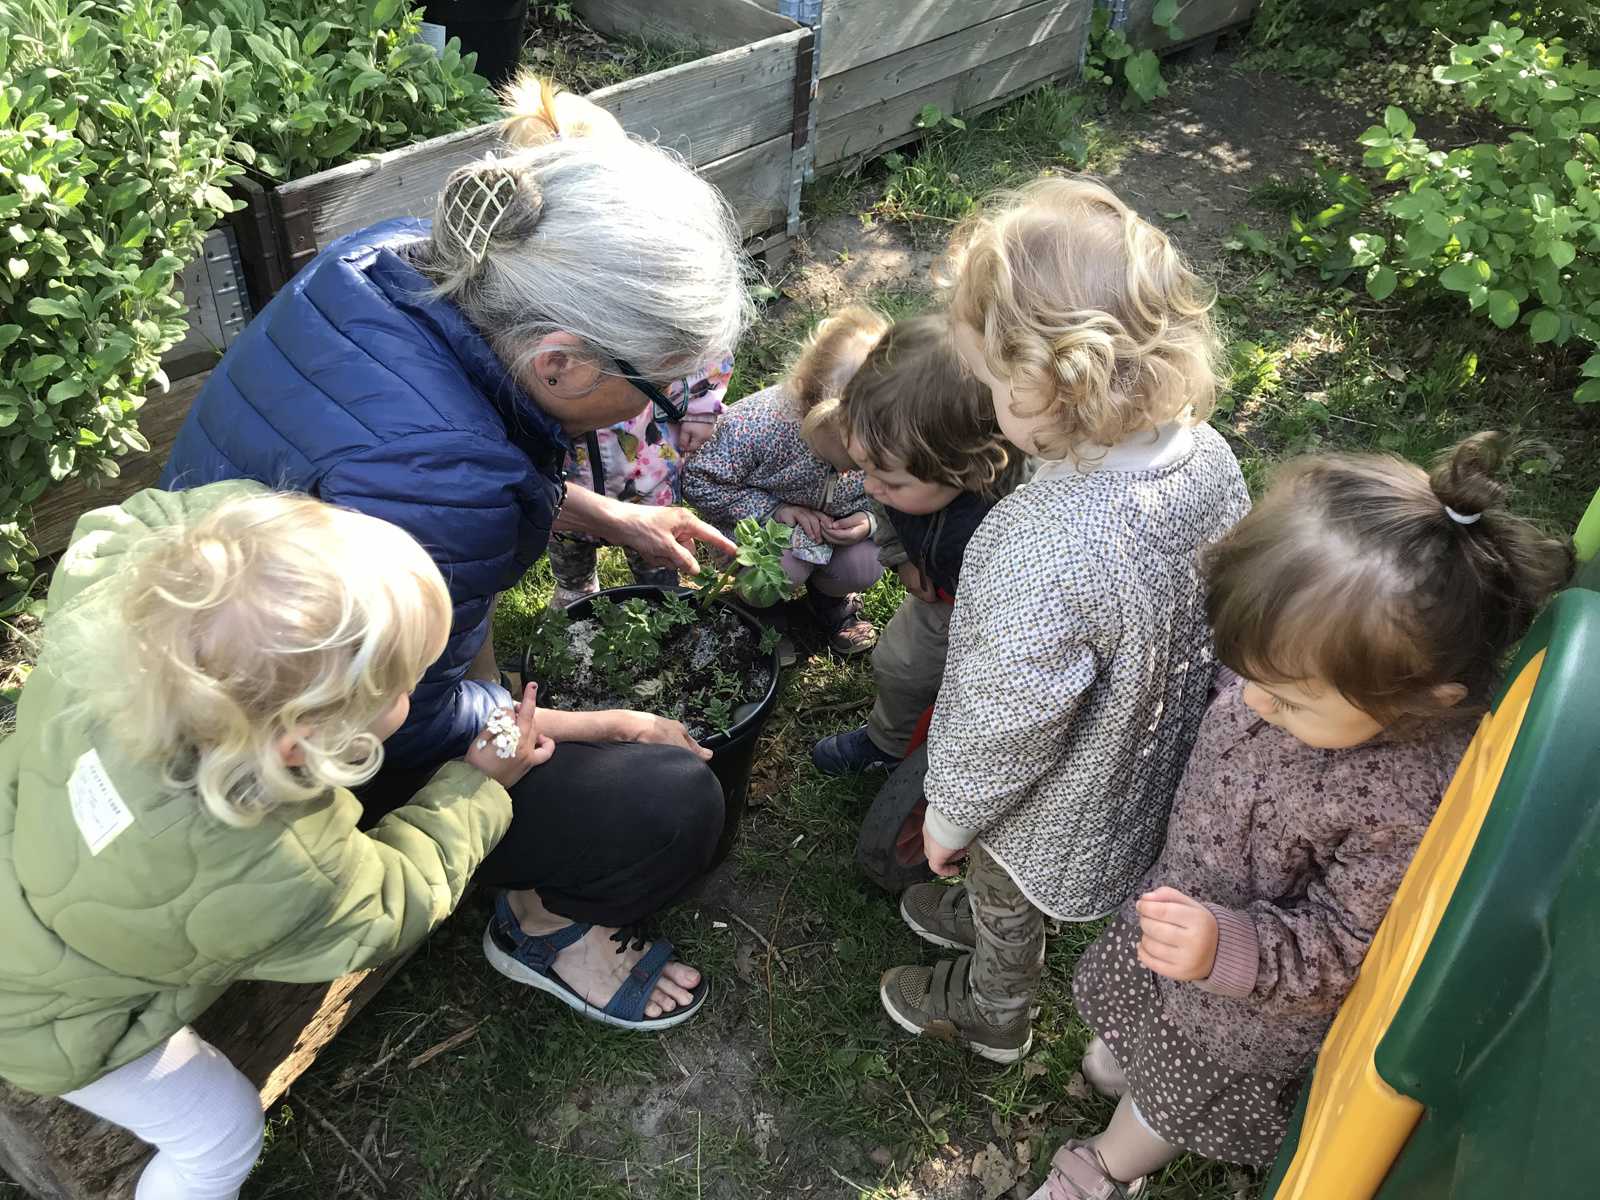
421;0;530;90
356;741;725;927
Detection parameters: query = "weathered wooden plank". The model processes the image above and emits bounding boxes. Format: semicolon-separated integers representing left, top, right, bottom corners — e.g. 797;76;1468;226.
821;0;1086;118
701;131;794;236
28;373;207;559
573;0;796;54
191;954;419;1103
816;27;1087;168
0;955;415;1200
819;0;1038;77
0;1084;143;1200
272;121;501;274
1114;0;1256;49
275;29;805;259
587;28;806;165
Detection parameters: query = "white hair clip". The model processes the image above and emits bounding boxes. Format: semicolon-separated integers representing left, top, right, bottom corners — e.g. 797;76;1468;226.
1445;505;1482;525
477;708;521;759
443;166;520;266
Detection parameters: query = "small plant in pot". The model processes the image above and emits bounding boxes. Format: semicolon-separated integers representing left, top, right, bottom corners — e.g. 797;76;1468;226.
521;517;794;863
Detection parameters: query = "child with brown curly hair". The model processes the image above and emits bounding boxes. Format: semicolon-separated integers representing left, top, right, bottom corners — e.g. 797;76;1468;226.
810;312;1028;774
878;178;1250;1063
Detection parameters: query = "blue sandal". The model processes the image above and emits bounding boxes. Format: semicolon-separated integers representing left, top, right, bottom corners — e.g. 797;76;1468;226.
481;894;708;1030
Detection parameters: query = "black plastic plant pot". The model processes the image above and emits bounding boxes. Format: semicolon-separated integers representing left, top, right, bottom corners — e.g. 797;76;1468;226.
525;584;783;869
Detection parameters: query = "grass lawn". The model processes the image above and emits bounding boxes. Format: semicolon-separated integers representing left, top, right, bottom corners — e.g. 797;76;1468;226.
17;46;1592;1200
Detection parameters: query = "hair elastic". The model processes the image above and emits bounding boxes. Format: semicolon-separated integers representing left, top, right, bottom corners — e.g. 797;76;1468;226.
1445;505;1482;526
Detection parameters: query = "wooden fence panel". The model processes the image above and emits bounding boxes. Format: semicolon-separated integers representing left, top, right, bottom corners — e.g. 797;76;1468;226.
590;27;808;164
1114;0;1255;48
818;0;1039;76
572;0;795;53
702;132;796;236
28;373;208;558
271;30;807;263
817;23;1087;168
820;0;1085;119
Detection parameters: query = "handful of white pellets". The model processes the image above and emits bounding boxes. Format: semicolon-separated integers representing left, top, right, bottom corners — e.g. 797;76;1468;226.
477;708;521;759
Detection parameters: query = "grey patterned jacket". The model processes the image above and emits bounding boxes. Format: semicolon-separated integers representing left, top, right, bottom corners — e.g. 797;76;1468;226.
681;384;869;563
925;422;1250;918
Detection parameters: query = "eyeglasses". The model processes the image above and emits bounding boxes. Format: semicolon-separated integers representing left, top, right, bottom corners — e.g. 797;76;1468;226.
613;357;686;423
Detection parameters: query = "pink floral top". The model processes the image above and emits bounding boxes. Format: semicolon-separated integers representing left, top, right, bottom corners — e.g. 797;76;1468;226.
561;354;735;517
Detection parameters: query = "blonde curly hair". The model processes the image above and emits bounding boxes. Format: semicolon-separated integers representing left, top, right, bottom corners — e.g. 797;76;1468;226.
105;493;452;827
789;304;893;453
938;176;1221;460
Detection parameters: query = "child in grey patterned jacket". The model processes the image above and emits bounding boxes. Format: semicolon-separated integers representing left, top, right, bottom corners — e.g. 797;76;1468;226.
879;178;1250;1064
683;307;890;654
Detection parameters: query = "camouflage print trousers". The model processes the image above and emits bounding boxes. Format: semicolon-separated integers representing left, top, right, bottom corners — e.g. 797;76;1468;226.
968;843;1046;1026
546;535;680;593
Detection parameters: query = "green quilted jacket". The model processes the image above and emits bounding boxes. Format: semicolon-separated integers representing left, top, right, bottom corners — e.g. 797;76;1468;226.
0;483;512;1096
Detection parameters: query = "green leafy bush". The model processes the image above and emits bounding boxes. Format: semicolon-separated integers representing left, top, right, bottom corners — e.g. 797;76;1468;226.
1341;23;1600;400
0;0;243;605
187;0;502;181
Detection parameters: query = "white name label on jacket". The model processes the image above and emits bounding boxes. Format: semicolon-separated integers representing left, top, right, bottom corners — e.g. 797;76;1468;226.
69;750;135;856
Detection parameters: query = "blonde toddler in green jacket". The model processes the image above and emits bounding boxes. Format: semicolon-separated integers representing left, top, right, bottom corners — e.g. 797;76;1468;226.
0;481;552;1200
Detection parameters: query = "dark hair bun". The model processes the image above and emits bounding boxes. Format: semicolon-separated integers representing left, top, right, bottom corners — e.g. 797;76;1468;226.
1429;430;1509;522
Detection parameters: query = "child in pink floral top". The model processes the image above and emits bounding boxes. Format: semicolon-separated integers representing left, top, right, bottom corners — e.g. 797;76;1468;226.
1032;435;1573;1199
547;354;734;608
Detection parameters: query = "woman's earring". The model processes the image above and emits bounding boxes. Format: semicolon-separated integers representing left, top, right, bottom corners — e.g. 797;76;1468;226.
547;376;558;386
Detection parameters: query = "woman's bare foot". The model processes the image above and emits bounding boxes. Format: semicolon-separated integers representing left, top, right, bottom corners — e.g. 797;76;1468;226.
509;890;700;1019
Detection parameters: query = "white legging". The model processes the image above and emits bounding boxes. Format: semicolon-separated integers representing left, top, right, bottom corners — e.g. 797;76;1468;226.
61;1028;264;1200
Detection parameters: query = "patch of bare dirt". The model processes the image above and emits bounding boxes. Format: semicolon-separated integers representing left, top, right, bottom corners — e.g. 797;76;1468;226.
1097;63;1375;258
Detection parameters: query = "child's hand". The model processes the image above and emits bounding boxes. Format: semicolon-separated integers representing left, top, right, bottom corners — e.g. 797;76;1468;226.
1135;887;1219;981
897;562;939;603
821;512;872;545
774;504;826;542
923;826;969;877
674;417;717;457
466;684;557;788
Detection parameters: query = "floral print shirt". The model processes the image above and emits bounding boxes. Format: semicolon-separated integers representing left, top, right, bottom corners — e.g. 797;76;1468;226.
561;354;734;523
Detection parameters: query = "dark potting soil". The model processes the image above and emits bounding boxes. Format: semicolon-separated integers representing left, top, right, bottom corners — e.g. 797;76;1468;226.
537;603;775;742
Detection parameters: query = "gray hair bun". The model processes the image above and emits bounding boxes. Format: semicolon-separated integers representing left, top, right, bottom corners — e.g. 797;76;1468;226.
434;160;545;277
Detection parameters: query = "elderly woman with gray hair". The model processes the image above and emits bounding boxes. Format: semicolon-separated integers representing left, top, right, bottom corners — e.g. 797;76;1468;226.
160;80;750;1029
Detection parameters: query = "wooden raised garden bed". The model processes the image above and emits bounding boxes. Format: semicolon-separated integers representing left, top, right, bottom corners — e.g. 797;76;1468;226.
249;0;814;295
811;0;1094;170
30;0;813;559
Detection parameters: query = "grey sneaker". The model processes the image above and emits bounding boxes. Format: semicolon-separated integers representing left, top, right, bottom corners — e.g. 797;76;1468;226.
549;580;599;611
900;881;975;951
879;954;1032;1064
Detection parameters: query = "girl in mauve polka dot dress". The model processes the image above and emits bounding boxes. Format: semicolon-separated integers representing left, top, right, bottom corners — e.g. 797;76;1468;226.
1031;435;1573;1199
